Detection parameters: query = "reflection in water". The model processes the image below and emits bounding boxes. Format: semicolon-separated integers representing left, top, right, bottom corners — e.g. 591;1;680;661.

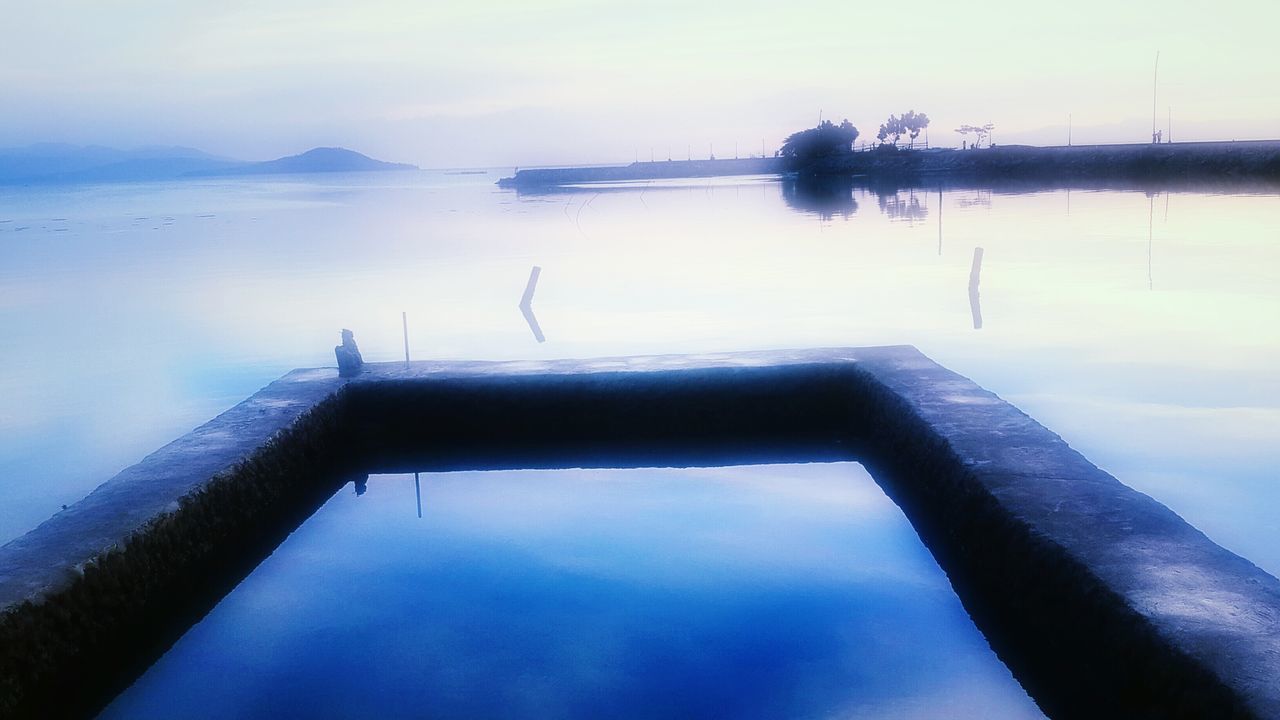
1152;193;1162;292
780;174;857;219
3;171;1279;587
876;187;929;223
956;189;992;209
519;265;546;343
99;465;1045;719
969;247;984;330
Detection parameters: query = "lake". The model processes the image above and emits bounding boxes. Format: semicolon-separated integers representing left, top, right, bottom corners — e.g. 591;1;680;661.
1;169;1277;715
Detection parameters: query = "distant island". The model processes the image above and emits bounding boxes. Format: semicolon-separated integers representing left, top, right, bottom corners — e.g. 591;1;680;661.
0;144;417;185
188;147;417;177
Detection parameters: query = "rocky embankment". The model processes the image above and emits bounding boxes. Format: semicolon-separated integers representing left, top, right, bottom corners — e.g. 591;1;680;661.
499;141;1280;189
497;157;782;188
808;139;1280;181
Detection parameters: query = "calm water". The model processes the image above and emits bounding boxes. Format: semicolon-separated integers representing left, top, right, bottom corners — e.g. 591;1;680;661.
1;171;1277;577
99;463;1045;719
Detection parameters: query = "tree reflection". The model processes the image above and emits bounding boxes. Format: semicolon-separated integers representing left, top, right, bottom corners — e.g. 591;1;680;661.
781;175;858;220
872;184;930;223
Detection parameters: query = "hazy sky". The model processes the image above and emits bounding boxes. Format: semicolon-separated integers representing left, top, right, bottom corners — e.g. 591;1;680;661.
3;0;1277;166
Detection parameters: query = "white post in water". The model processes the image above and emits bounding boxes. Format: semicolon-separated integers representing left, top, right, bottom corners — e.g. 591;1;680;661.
402;311;410;365
969;247;985;330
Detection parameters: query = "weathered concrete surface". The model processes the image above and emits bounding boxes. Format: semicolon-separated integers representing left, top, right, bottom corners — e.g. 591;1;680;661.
2;346;1278;718
0;367;350;718
0;368;342;610
846;351;1280;718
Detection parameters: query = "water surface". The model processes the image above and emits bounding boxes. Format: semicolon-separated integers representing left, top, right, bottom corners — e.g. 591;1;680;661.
1;171;1277;578
99;463;1045;719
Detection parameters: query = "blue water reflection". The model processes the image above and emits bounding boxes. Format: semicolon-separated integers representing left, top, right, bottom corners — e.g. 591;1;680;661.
99;463;1044;719
2;170;1278;583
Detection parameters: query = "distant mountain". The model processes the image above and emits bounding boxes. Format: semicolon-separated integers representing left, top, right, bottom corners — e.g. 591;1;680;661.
0;144;416;185
189;147;417;176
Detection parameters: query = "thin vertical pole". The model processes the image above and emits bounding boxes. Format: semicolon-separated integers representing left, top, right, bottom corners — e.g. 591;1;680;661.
402;311;410;365
414;472;422;519
1152;51;1160;143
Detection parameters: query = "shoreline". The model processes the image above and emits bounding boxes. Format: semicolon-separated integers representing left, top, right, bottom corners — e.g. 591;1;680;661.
498;140;1280;189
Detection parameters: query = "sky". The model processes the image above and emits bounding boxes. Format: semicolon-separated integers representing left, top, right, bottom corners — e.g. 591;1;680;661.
2;0;1278;167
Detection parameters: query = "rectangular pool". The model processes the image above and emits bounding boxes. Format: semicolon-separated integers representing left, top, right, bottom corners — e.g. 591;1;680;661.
100;462;1043;718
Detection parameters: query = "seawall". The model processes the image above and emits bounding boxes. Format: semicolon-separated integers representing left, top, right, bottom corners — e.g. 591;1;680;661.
2;347;1278;718
497;157;783;188
498;141;1280;189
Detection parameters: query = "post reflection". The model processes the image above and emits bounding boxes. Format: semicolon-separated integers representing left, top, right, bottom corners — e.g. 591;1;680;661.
519;265;546;343
1152;193;1162;292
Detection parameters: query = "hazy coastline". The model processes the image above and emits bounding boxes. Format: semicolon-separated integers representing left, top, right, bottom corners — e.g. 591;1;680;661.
499;140;1280;189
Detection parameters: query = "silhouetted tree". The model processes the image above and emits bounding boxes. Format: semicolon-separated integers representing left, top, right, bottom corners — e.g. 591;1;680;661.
877;115;904;146
902;110;930;146
956;123;995;148
779;119;859;169
878;111;931;148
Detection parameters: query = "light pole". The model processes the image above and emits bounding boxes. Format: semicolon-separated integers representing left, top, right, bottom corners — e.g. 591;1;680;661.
1152;51;1161;143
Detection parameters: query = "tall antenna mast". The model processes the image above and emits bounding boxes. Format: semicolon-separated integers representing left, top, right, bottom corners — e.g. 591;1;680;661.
1152;51;1160;143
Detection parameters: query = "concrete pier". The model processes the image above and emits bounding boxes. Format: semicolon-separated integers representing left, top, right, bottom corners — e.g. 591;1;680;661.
2;347;1277;718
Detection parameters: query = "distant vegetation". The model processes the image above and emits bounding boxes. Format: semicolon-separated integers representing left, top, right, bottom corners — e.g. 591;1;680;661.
778;111;935;170
777;119;859;170
955;123;996;148
876;111;931;147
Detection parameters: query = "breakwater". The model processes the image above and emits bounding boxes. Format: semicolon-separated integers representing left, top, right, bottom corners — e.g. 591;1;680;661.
2;347;1278;718
497;157;783;188
498;141;1280;189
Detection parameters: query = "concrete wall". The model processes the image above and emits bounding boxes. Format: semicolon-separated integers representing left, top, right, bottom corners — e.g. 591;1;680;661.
1;348;1277;718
